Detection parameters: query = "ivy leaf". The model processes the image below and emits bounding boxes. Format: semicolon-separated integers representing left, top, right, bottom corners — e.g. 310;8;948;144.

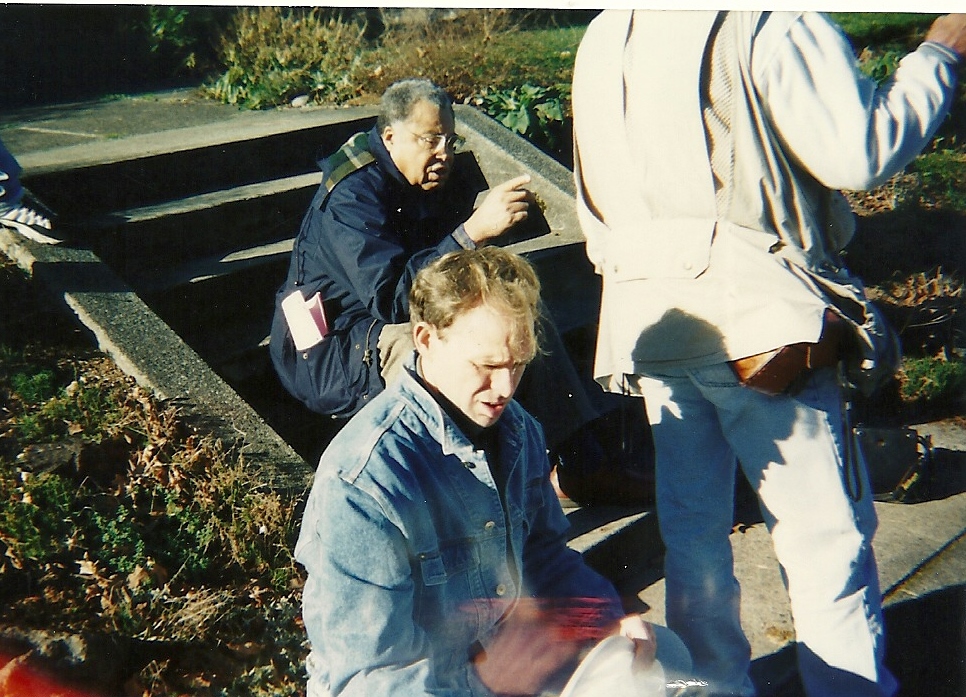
501;109;530;135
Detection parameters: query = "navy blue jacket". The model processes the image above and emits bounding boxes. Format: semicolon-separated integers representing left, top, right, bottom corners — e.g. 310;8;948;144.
270;127;480;416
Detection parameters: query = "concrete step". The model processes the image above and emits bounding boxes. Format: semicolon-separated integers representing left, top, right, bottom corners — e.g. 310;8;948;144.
20;109;377;220
83;174;316;283
136;237;294;295
144;260;284;351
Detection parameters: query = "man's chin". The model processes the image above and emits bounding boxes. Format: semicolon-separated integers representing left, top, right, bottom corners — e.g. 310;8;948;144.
474;403;507;427
421;172;451;190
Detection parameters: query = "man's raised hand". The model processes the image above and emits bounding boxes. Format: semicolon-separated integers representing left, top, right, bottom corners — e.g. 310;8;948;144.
463;174;534;244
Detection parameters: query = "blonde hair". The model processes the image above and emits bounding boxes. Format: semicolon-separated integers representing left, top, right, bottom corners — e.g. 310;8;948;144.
410;247;541;363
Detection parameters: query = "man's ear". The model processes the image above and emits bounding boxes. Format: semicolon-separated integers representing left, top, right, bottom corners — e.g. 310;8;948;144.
381;125;396;149
412;321;434;356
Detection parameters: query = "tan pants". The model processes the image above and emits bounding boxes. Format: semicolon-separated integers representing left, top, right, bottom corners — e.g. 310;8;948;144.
377;322;414;386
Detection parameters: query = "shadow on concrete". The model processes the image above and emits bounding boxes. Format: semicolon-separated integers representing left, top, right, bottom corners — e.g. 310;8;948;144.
925;447;966;501
750;584;966;697
885;584;966;697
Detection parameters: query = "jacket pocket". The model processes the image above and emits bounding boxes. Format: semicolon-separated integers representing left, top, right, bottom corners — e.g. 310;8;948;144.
604;219;715;281
418;553;448;586
272;307;382;417
418;539;477;586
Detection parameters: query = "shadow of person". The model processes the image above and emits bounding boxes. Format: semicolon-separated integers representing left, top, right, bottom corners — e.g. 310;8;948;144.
757;583;966;696
883;583;966;697
629;308;799;495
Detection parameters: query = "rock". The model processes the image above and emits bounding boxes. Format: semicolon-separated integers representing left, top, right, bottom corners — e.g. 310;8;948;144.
19;437;130;486
0;626;158;694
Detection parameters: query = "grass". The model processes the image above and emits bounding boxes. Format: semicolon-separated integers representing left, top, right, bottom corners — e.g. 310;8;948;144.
911;150;966;211
0;258;306;695
829;12;937;47
900;356;966;405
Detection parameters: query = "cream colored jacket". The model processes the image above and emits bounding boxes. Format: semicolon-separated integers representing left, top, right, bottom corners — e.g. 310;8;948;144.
573;10;961;389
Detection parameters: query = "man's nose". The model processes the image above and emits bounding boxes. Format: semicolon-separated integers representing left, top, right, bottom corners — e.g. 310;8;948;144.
490;368;517;398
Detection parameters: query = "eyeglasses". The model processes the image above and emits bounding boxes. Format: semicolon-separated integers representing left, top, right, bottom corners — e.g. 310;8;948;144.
408;129;466;152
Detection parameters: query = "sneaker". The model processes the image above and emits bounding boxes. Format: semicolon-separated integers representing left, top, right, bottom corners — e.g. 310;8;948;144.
554;458;655;508
0;203;62;245
550;465;580;509
552;428;655;508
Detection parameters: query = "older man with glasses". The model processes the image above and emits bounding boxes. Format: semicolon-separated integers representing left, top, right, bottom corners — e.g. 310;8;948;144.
270;78;651;506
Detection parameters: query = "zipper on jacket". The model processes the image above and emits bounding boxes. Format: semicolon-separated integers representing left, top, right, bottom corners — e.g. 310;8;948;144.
360;318;379;401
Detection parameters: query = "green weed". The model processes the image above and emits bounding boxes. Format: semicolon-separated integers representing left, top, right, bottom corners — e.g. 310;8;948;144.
89;503;151;575
11;368;58;405
206;7;369;109
472;83;572;156
0;468;77;567
12;377;126;445
858;48;903;85
911;149;966;211
899;356;966;405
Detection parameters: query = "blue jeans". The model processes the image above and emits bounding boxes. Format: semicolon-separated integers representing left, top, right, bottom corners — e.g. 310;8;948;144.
0;138;24;211
631;364;897;697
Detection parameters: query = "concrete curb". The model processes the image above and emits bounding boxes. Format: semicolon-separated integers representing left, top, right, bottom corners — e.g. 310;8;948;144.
0;228;311;493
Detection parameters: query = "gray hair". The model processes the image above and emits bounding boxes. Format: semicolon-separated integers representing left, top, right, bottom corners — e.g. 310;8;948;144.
377;78;454;132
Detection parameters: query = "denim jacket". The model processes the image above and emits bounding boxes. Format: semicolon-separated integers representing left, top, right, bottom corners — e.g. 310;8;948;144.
295;356;622;696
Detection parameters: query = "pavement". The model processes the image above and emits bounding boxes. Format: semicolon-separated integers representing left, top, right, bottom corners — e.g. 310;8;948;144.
2;89;965;696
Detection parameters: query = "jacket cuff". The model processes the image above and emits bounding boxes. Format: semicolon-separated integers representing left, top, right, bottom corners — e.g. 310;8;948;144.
921;40;963;66
452;224;477;250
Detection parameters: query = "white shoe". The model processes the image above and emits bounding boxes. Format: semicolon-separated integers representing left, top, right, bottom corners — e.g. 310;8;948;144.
0;204;63;245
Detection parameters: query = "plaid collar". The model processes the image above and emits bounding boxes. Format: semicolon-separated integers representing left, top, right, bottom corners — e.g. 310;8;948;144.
322;130;376;194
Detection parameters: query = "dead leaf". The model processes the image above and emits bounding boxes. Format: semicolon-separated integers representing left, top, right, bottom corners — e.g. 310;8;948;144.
128;566;151;590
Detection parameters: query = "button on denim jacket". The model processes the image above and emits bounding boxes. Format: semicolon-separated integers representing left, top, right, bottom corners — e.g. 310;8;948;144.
295;358;621;696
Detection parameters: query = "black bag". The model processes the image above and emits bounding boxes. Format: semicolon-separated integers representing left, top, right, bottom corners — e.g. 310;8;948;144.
853;426;933;503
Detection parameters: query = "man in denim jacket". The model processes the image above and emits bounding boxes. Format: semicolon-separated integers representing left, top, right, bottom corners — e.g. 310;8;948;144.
295;248;666;696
